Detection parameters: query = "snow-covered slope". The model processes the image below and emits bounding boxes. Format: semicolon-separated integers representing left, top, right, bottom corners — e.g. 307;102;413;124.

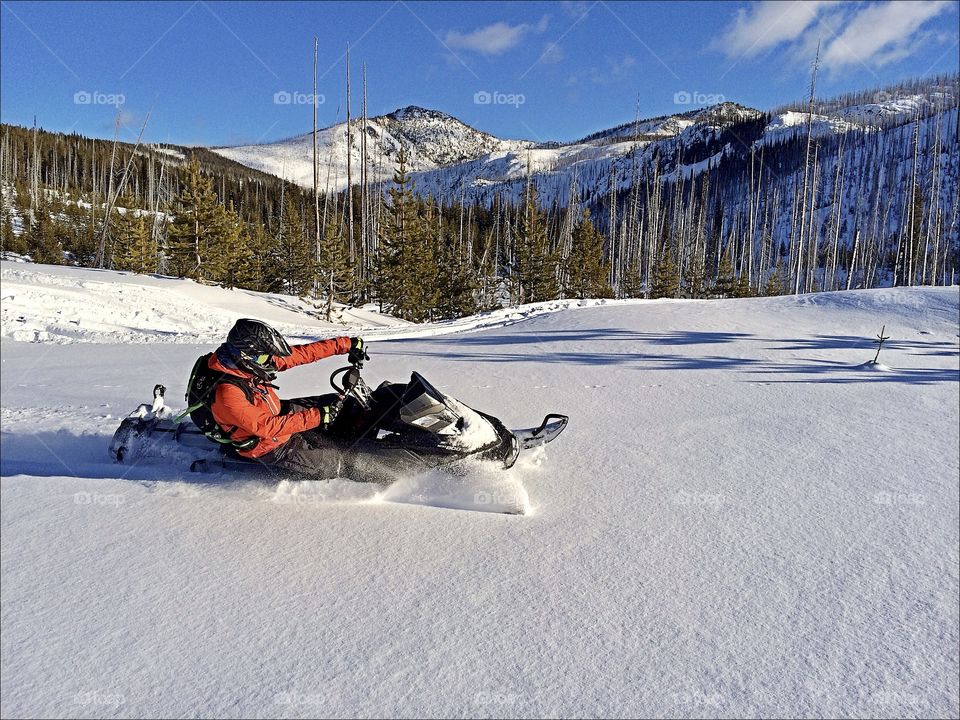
213;105;533;191
2;263;958;717
0;263;411;344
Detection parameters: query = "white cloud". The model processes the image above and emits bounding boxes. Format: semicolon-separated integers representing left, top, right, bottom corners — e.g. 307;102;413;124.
561;1;592;20
445;16;550;56
541;41;564;64
821;0;952;69
714;0;955;73
714;0;835;58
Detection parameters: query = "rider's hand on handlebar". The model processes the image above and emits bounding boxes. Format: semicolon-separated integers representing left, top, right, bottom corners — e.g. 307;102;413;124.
348;336;369;365
320;402;341;430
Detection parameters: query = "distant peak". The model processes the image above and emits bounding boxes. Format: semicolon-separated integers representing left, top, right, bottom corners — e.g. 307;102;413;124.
386;106;452;121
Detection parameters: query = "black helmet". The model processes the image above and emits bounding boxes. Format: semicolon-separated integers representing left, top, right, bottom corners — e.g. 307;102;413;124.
225;319;292;380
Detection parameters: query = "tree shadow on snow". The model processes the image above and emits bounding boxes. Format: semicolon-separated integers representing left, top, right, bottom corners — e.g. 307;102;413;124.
374;327;957;385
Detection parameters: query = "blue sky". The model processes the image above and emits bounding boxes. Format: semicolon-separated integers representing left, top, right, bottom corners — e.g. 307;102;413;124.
2;0;957;147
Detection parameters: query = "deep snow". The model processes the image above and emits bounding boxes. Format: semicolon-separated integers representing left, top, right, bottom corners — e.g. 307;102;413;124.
1;263;958;718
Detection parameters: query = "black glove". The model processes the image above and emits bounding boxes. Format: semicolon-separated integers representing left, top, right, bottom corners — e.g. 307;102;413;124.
320;401;341;430
347;336;368;365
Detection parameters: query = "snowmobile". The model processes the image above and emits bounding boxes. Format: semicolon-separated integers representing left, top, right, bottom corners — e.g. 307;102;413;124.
108;356;568;484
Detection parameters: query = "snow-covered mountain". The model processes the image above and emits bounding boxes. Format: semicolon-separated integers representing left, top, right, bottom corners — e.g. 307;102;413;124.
214;105;534;191
212;79;956;210
212;101;768;197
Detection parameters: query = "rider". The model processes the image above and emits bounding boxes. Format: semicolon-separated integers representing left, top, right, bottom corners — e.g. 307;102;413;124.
208;318;366;476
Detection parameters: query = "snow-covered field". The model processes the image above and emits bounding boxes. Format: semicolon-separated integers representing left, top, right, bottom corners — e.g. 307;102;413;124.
1;263;958;718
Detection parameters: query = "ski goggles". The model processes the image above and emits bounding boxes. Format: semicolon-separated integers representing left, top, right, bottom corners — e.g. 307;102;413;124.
242;352;271;366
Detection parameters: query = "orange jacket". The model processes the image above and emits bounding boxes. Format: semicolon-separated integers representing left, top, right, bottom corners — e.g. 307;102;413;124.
209;336;352;457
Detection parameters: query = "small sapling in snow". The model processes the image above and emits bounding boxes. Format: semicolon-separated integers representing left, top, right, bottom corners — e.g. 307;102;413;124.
871;325;890;364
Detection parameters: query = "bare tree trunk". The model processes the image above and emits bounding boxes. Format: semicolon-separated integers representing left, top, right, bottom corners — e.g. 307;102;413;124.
361;62;368;293
313;37;321;298
846;228;860;291
794;40;820;295
345;45;354;271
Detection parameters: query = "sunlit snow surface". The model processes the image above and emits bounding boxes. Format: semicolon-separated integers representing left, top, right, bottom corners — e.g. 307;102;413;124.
1;262;958;718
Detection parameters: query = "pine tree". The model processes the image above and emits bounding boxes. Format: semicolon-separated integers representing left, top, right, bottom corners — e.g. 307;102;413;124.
650;244;679;299
712;244;736;297
564;209;613;300
275;196;317;296
113;210;158;274
0;191;26;255
763;260;786;296
62;202;97;266
166;160;229;281
214;213;253;290
434;215;479;319
27;198;64;265
379;148;435;321
317;217;354;320
515;180;558;304
731;274;754;298
682;250;707;298
620;256;645;298
242;221;278;293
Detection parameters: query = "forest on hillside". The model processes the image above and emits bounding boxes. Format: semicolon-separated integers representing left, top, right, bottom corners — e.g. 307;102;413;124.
1;73;957;321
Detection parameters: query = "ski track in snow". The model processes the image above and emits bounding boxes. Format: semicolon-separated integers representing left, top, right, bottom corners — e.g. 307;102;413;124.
1;262;958;718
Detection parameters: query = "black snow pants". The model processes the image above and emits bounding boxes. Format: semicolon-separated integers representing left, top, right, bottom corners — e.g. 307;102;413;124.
255;383;408;480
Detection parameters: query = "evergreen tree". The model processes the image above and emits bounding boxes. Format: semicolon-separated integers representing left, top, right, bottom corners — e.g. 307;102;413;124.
731;274;754;298
62;202;97;266
238;221;278;293
620;257;645;298
214;212;253;290
113;210;158;274
275;196;317;296
712;244;736;297
316;215;354;319
515;180;558;304
433;210;479;319
0;190;26;255
564;209;613;299
762;261;786;296
379;148;435;321
682;251;707;298
166;160;230;281
27;198;64;265
650;245;679;299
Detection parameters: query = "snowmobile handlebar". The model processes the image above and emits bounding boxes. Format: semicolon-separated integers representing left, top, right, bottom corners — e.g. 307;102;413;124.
330;365;359;394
